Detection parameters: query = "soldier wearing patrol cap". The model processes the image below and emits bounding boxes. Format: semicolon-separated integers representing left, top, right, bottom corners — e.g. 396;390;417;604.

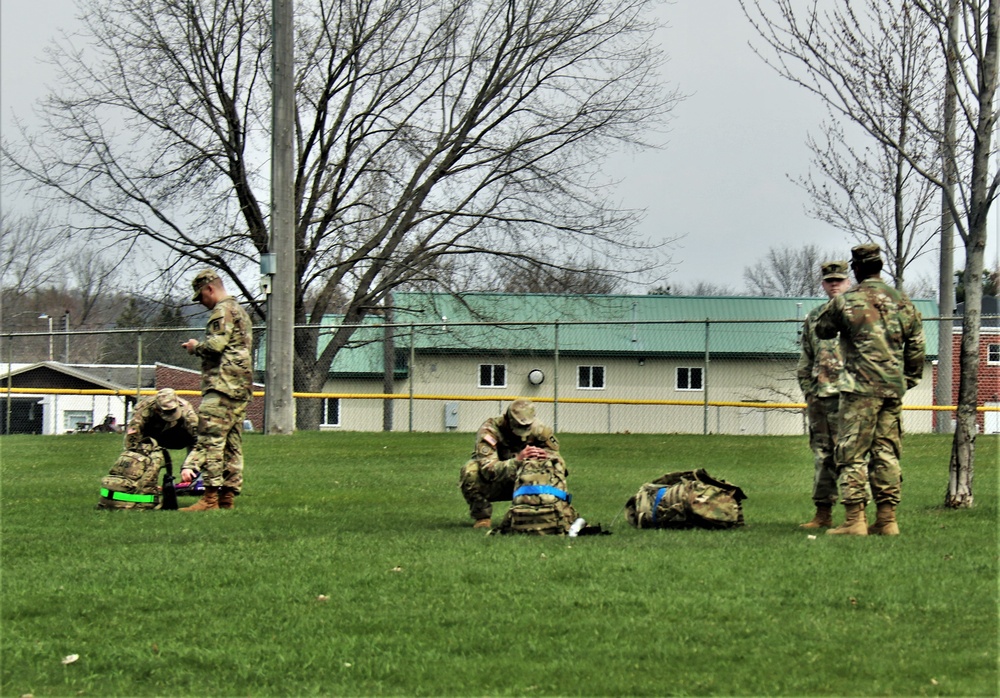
123;388;199;452
795;260;851;529
179;269;254;511
815;243;925;536
458;399;561;529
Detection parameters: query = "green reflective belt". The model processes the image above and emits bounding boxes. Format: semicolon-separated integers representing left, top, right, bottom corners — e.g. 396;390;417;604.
100;488;156;503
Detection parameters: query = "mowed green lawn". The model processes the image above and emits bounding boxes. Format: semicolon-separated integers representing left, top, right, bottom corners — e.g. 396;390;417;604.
1;431;996;697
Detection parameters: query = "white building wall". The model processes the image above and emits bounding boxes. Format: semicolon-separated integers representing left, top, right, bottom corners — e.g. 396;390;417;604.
36;394;129;434
318;356;937;435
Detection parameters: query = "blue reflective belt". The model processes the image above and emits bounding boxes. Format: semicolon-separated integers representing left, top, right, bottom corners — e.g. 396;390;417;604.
651;487;667;523
512;485;571;504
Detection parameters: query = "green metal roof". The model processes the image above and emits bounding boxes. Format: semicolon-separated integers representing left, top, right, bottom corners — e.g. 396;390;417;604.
255;292;940;374
392;292;940;359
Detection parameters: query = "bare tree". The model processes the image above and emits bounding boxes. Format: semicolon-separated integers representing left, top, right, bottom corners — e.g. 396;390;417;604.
776;2;945;289
68;249;118;328
3;0;680;429
487;254;628;294
743;244;841;296
798;118;940;287
742;0;1000;508
0;214;68;309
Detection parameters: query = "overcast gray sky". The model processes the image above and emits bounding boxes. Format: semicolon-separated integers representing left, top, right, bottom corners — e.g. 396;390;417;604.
2;0;995;293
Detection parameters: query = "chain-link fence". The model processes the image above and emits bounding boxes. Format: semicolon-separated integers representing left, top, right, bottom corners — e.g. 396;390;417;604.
5;313;996;436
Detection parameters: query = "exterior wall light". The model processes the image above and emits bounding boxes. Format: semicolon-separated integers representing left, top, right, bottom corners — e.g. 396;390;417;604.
527;369;545;385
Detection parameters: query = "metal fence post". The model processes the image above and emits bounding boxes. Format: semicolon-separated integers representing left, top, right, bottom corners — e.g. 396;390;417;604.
5;337;11;435
553;321;560;432
703;319;710;435
408;324;415;433
136;332;143;408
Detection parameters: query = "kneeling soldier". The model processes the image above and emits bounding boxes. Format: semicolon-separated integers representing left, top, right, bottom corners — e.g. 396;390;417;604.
458;399;559;529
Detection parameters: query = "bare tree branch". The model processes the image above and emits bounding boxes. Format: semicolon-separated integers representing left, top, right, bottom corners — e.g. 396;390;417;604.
2;0;681;428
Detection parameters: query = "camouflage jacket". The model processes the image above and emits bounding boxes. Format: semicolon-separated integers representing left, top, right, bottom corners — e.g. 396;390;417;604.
193;296;253;401
796;304;845;398
814;278;925;398
470;417;561;477
124;395;199;451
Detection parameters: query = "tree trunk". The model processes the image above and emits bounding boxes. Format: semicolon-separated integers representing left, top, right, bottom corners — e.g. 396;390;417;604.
944;0;997;509
945;277;981;508
294;326;326;431
945;412;975;507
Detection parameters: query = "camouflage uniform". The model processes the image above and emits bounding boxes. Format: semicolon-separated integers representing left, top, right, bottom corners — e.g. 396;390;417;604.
183;276;254;493
796;264;848;506
124;391;199;452
814;250;925;507
459;403;560;521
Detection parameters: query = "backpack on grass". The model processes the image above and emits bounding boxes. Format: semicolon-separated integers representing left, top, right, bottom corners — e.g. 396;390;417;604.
97;437;173;510
495;456;579;535
625;469;746;529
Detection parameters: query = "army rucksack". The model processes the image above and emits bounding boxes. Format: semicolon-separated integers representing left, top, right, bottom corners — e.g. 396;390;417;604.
97;438;169;510
625;469;746;529
495;456;579;535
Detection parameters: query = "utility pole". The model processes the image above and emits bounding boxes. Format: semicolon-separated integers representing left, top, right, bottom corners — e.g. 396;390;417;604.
264;0;296;434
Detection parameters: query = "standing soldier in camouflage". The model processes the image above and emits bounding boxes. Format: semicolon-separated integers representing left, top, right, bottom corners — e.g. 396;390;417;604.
459;399;560;529
796;260;851;528
179;269;254;511
815;243;925;536
123;388;199;452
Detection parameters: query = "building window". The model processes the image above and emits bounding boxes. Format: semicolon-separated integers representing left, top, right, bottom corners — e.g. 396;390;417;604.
988;344;1000;365
64;410;93;431
479;364;507;388
578;365;605;390
321;398;340;427
676;367;703;391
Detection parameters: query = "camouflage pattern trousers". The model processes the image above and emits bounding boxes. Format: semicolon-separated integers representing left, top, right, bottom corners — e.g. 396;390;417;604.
458;459;518;520
834;392;903;506
183;390;249;492
806;395;840;505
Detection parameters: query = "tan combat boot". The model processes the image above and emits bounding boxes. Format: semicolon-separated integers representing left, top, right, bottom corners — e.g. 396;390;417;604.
181;486;219;511
218;488;236;510
868;502;899;535
800;503;834;529
473;518;492;529
826;502;868;536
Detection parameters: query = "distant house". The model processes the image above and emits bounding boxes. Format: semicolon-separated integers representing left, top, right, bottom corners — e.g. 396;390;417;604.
0;362;154;435
0;362;264;435
257;292;940;435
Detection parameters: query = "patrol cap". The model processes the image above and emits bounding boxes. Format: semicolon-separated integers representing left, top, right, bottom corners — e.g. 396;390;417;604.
506;399;536;436
155;388;181;419
191;269;220;302
851;243;882;265
821;260;849;281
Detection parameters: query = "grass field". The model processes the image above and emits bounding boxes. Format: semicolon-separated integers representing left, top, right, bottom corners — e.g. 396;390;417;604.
1;431;997;697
